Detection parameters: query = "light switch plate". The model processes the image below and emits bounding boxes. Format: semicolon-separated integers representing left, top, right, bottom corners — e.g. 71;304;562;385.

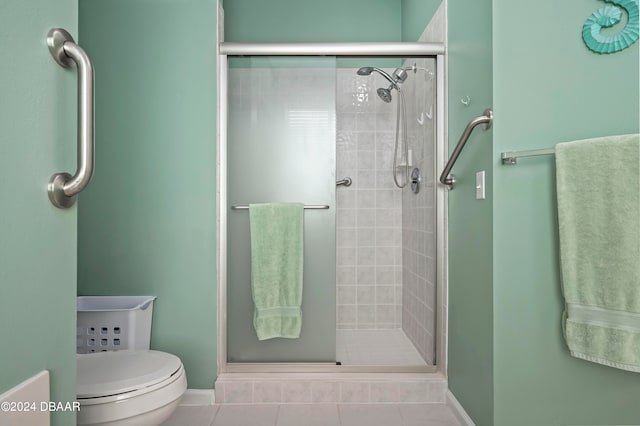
476;171;485;200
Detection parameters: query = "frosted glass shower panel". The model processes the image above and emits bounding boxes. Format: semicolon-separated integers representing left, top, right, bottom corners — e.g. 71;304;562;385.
227;57;337;362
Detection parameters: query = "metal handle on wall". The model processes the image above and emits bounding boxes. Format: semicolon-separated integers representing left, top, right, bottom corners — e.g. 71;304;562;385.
439;108;493;190
336;177;352;187
47;28;95;209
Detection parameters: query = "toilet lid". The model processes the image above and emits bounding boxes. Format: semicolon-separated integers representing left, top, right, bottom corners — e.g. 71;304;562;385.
77;350;182;399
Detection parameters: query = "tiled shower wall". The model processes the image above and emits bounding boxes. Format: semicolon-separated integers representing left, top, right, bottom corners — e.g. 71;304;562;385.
400;59;436;364
400;5;444;365
335;68;403;330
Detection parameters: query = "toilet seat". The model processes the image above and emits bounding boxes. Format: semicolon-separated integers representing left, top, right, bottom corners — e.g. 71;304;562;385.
78;350;182;400
77;350;187;425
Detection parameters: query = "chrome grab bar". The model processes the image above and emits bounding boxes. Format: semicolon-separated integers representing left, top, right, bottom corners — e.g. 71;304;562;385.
439;108;493;190
47;28;95;208
336;177;352;187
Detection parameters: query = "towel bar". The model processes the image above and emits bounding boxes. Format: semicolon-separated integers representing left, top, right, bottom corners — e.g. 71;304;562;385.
501;148;555;165
231;204;330;210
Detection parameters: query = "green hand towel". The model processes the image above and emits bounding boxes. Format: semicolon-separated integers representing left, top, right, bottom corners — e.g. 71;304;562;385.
556;133;640;372
249;202;304;340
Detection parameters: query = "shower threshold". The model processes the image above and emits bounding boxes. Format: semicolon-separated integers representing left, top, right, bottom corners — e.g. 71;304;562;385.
223;363;436;374
214;370;444;405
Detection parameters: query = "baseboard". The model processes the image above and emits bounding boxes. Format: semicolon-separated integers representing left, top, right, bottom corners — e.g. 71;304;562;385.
180;389;216;406
446;389;475;426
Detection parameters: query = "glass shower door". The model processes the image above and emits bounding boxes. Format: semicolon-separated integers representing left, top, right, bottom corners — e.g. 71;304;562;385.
227;57;337;362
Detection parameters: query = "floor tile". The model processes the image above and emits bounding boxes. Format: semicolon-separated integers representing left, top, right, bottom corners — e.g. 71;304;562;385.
161;401;460;426
276;404;340;426
398;403;461;426
161;405;218;425
213;404;279;426
336;329;427;366
339;403;405;426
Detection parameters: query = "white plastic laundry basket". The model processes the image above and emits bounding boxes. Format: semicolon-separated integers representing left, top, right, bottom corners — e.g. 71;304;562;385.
76;296;156;354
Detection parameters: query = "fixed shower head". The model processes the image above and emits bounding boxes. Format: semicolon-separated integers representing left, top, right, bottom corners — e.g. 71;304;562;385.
377;87;393;103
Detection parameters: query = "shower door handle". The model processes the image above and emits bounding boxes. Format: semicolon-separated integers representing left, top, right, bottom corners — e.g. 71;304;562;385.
336;177;352;187
47;28;95;209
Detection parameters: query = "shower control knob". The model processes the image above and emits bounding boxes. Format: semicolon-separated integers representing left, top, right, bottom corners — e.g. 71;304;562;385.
411;168;421;194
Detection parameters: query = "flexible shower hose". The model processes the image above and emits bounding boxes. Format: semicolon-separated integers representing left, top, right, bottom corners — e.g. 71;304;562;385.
392;88;409;188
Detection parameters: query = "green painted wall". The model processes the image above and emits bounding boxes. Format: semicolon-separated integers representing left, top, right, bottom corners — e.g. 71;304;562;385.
224;0;405;69
447;0;640;423
400;0;442;41
492;1;640;425
224;0;441;43
78;0;218;388
0;1;77;424
223;0;401;42
446;1;494;425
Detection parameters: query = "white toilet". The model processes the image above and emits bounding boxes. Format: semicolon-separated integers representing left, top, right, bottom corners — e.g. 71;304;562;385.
76;296;186;425
76;350;187;425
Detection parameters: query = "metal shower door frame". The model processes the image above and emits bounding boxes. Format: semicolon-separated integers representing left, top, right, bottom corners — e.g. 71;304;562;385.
217;41;448;376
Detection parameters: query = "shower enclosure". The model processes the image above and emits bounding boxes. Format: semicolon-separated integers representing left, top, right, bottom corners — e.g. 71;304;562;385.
219;44;445;373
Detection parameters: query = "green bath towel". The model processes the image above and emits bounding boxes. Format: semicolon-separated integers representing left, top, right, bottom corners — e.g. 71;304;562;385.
556;133;640;372
249;202;304;340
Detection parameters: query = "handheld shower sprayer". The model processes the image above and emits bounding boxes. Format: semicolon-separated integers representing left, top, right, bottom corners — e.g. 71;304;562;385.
356;65;411;189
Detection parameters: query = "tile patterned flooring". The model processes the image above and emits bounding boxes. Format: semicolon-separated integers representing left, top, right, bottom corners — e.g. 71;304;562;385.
336;329;427;366
162;403;461;426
